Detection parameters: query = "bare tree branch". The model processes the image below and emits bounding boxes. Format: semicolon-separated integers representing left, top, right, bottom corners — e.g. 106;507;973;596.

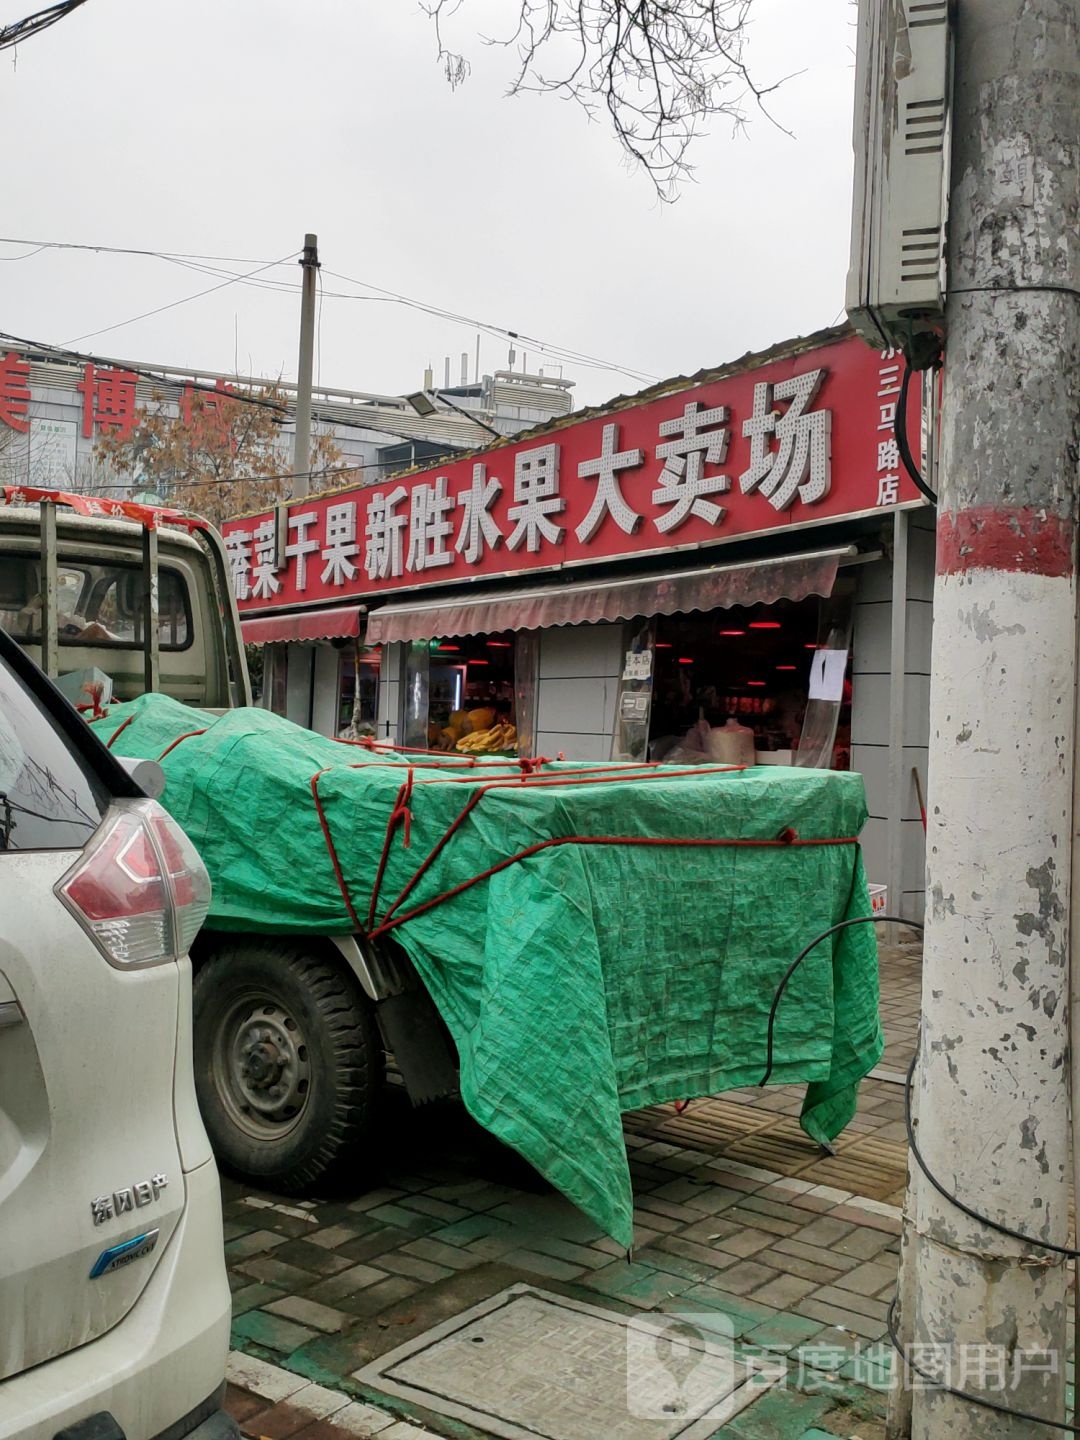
421;0;793;201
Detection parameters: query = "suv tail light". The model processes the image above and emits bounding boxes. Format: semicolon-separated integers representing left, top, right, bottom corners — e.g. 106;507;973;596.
56;800;212;967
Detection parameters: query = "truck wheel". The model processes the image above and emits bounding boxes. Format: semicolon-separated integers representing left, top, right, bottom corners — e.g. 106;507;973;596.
192;939;381;1193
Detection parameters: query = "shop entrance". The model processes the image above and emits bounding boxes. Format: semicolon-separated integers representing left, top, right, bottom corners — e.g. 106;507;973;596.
403;631;530;756
620;594;853;770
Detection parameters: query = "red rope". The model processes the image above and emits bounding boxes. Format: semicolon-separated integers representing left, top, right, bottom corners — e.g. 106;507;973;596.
157;729;208;760
105;714;135;750
309;768;363;931
368;831;858;941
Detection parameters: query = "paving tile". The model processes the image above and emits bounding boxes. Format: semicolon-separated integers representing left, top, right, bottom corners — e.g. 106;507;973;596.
397;1193;473;1222
794;1298;888;1342
240;1256;329;1291
325;1274;422;1320
832;1260;898;1298
231;1282;287;1315
713;1228;776;1259
723;1385;834;1439
584;1260;695;1307
744;1311;824;1351
397;1237;483;1272
224;1385;268;1423
265;1296;353;1333
225;1230;291;1260
832;1228;894;1263
375;1251;456;1284
520;1234;612;1271
231;1309;318;1354
428;1213;513;1246
238;1401;315;1440
748;1272;820;1309
304;1263;391;1306
632;1245;729;1286
652;1234;739;1272
226;1352;310;1402
345;1188;407;1212
306;1224;372;1251
711;1259;780;1297
337;1229;419;1266
829;1205;901;1236
290;1406;395;1440
273;1240;361;1276
810;1285;889;1323
501;1248;587;1280
771;1239;859;1274
790;1218;856;1249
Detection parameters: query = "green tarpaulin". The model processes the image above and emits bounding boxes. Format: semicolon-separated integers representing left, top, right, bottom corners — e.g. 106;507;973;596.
91;695;883;1248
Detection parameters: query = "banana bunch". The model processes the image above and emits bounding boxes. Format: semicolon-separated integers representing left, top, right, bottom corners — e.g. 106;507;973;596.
456;722;518;754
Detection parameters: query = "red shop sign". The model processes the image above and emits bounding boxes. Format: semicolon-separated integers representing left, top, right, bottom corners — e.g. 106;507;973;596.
222;334;923;613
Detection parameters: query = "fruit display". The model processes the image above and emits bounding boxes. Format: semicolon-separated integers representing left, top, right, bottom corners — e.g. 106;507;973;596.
456;721;518;754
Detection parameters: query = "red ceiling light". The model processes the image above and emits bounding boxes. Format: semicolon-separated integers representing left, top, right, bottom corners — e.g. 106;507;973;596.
678;657;694;665
486;640;512;648
746;680;766;687
805;643;824;650
776;664;797;671
437;643;460;652
749;621;782;629
719;629;745;637
468;658;489;666
654;642;672;649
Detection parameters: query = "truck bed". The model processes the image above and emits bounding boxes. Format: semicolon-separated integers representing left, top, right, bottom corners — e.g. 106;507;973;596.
90;694;882;1246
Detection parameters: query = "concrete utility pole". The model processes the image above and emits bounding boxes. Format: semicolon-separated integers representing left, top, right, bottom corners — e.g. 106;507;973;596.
293;232;319;499
907;3;1080;1436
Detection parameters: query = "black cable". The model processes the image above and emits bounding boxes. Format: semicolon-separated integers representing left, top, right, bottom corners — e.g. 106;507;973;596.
764;911;1079;1429
886;1296;1078;1433
895;362;938;505
0;0;87;51
759;912;921;1086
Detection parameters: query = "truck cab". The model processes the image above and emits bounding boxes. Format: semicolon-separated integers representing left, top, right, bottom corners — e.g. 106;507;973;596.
0;493;250;709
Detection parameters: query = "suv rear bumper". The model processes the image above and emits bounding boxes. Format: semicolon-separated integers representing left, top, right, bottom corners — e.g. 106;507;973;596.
0;1160;232;1440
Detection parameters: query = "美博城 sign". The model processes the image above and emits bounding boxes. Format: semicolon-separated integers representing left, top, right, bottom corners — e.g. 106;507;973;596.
222;333;923;612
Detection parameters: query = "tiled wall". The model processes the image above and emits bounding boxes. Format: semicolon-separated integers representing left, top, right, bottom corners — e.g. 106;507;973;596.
534;622;623;761
851;510;936;921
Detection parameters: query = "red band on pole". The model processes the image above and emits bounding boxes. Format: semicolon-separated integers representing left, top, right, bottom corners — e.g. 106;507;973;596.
937;507;1074;578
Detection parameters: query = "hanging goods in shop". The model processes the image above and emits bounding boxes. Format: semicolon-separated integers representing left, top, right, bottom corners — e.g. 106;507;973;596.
91;692;882;1250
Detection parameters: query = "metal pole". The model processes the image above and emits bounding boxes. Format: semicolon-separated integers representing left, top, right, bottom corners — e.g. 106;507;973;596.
293;233;319;499
142;525;159;695
909;2;1079;1435
886;507;909;945
39;499;57;679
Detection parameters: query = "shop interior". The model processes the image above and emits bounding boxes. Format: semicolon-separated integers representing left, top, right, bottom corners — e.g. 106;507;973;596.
646;597;852;769
426;632;518;753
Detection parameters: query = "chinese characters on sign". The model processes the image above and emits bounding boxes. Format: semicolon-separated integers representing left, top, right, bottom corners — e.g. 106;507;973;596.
874;349;903;507
221;334;924;608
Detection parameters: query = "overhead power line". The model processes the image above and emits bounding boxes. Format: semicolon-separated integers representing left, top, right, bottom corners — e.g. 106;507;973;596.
0;0;88;52
63;253;299;346
0;235;659;386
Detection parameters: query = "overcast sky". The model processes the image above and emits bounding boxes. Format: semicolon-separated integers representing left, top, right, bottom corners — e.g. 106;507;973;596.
0;0;858;409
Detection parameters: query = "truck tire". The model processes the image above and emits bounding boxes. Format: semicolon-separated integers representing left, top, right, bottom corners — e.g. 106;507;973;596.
192;938;381;1193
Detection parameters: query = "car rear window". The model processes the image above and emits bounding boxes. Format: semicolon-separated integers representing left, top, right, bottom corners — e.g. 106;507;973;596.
0;652;110;851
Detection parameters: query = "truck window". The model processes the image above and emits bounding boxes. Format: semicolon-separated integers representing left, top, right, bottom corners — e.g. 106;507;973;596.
0;557;191;650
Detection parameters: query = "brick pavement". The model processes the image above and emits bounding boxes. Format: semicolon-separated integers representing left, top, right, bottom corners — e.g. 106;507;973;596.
224;943;921;1440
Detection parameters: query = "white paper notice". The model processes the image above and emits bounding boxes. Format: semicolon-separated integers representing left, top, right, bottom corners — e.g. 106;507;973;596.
808;649;848;702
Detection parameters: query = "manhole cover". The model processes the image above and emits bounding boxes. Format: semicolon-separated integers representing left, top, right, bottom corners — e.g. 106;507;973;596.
352;1283;779;1440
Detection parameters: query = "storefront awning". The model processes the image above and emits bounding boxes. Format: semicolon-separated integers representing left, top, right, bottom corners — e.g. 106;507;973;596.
365;546;856;643
240;605;365;644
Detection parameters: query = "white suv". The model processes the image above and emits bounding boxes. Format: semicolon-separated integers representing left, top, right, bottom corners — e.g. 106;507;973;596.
0;627;236;1440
